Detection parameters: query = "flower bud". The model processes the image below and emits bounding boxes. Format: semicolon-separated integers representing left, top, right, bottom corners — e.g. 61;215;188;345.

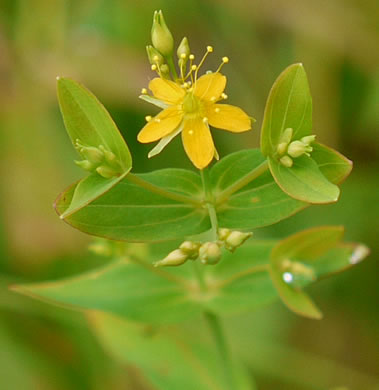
277;128;293;155
179;241;200;259
75;159;95;171
177;37;190;60
287;140;313;158
218;228;231;241
79;145;104;164
96;165;120;179
146;45;165;65
151;10;174;57
300;135;316;145
154;249;188;267
279;155;293;168
199;242;222;265
225;230;253;252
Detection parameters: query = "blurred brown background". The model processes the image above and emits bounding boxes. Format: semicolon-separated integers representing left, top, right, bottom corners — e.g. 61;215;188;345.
0;0;378;389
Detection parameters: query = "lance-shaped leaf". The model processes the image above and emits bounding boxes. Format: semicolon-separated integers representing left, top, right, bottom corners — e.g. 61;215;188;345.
89;312;253;390
55;169;210;242
260;64;345;204
211;148;349;230
269;226;369;319
57;77;132;217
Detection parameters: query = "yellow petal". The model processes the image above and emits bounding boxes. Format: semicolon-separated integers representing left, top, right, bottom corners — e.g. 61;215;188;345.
182;118;214;169
193;73;226;102
207;104;252;132
149;78;185;104
137;107;183;143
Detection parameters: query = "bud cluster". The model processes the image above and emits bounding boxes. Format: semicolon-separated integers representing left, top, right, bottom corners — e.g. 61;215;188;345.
154;229;253;267
276;128;316;168
75;139;123;179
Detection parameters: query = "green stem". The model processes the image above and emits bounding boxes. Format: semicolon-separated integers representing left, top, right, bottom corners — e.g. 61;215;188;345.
216;159;269;205
166;55;178;80
191;261;206;291
200;167;219;241
215;264;269;289
204;311;236;390
126;173;201;206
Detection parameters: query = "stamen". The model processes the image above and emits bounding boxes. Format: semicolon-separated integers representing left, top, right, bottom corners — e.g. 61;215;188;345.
207;46;213;52
141;88;148;94
221;93;228;100
151;64;157;71
180;53;186;59
194;45;213;81
202;117;208;123
153;55;160;62
216;56;230;72
145;115;152;122
189;54;195;60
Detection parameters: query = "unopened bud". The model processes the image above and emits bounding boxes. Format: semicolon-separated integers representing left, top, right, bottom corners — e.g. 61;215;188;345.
280;128;293;144
151;10;174;57
146;45;165;65
160;64;170;78
225;231;253;252
199;242;222;265
75;159;95;171
99;145;118;165
177;37;190;60
280;155;293;168
300;135;316;145
218;228;231;241
96;165;119;179
154;249;188;267
179;241;200;260
287;140;313;158
79;145;104;164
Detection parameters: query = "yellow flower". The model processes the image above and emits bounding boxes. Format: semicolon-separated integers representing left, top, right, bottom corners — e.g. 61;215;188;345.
138;59;253;169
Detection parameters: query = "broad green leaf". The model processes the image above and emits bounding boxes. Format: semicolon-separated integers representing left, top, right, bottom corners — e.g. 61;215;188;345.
56;169;210;242
211;149;306;230
311;142;352;184
12;258;203;324
57;77;132;216
89;312;252;390
57;77;132;170
268;155;340;204
268;227;369;319
261;63;312;156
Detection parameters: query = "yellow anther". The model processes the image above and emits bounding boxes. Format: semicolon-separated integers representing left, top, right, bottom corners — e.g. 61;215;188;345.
222;56;229;63
151;64;157;71
221;93;228;99
207;46;213;52
145;115;152;122
182;82;189;88
215;107;220;113
202;117;208;123
189;54;195;60
153;55;160;62
180;53;187;59
191;64;197;70
141;88;148;94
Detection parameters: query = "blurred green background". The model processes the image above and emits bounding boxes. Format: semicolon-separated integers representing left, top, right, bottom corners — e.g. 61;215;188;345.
0;0;378;389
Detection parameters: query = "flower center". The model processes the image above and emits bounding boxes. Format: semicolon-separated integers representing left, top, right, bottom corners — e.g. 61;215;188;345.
182;93;201;115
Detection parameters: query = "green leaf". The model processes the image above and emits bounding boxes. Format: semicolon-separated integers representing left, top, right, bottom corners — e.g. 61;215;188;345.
57;77;132;171
57;77;132;216
12;258;203;325
268;227;369;319
89;312;253;390
268;155;340;204
211;149;306;230
311;142;352;184
56;169;210;242
261;63;312;156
